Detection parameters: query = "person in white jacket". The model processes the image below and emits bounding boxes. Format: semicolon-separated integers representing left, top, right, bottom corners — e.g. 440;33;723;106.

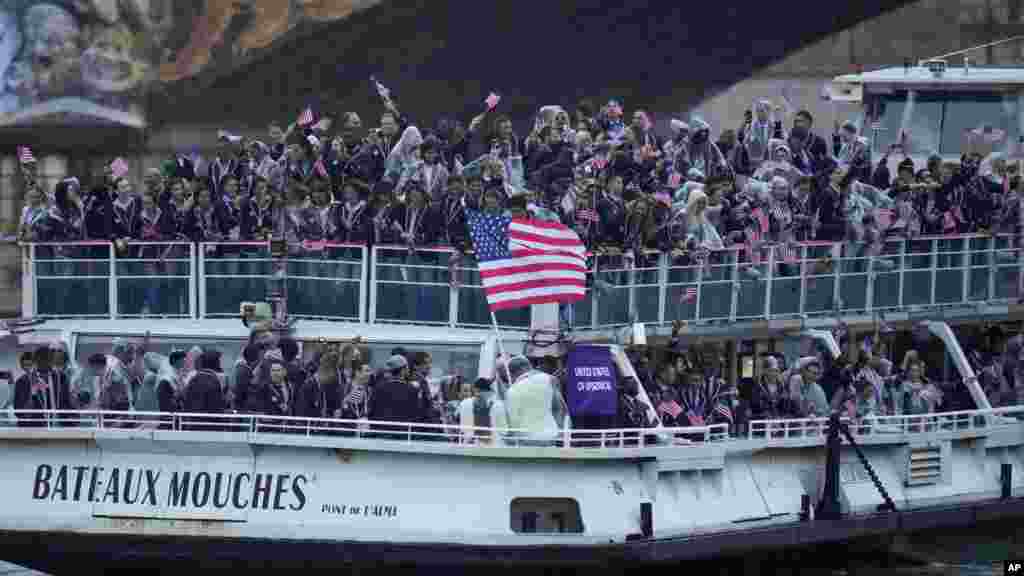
458;378;508;445
504;356;568;445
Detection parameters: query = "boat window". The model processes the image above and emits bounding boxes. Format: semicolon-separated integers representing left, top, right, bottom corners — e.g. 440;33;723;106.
871;91;1018;157
940;94;1014;155
75;335;248;370
510;498;583;534
299;340;481;380
870;92;943;155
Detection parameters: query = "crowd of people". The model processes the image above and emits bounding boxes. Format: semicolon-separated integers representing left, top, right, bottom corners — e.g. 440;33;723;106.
7;91;1024;441
6;330;567;444
7;320;1023;441
14;96;1024;274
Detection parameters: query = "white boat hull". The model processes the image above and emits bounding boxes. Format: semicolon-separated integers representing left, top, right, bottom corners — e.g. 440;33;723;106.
1;409;1024;570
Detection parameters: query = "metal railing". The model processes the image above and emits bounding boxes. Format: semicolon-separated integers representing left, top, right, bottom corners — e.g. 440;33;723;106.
198;241;366;322
0;409;727;449
747;404;1024;439
15;234;1023;326
370;235;1021;328
24;241;195;319
2;405;1020;451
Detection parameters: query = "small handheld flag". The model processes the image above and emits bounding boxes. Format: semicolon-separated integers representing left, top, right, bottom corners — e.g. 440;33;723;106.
371;76;391;103
714;403;733;423
943;210;957;232
576;208;599;223
658;400;683;419
110;157;129;180
682;286;698;303
686;409;705;427
312;117;332;133
17;146;35;164
752;207;769;234
314;158;329;179
484;92;500;111
782;245;798;264
876;208;894;230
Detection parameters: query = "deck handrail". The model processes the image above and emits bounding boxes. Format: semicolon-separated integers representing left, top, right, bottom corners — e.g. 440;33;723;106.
3;404;1020;452
747;404;1024;439
14;233;1024;328
1;408;728;448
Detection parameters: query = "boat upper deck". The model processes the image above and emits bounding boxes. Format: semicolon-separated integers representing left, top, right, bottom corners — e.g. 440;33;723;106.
16;234;1024;337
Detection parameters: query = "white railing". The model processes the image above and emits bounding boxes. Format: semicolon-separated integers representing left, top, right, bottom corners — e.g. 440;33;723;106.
23;241;195;319
0;409;728;449
370;234;1021;329
14;234;1023;327
747;404;1024;439
4;405;1021;452
198;241;366;322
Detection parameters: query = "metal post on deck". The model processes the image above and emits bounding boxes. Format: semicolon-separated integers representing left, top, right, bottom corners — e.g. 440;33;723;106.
359;245;369;324
197;244;206;318
640;502;653;538
1002;463;1013;499
817;412;842;521
368;246;378;324
108;243;117;319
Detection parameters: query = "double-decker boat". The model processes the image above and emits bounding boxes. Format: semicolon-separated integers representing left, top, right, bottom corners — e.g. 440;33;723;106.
0;229;1022;574
832;60;1024;175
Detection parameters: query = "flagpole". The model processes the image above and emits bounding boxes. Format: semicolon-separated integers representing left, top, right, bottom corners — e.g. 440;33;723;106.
490;310;515;390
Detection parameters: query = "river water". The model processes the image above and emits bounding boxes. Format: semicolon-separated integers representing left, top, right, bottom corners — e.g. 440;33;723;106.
0;558;1008;575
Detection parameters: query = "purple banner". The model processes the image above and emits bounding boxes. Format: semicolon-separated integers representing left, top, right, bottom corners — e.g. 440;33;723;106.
566;345;618;417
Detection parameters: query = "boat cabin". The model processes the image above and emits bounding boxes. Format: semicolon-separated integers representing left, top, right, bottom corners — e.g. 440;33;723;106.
832;63;1024;174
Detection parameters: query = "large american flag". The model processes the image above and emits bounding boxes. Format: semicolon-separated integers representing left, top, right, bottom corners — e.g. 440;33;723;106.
466;210;587;311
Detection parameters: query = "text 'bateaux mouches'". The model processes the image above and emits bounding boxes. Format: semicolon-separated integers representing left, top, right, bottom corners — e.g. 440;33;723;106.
31;464;308;511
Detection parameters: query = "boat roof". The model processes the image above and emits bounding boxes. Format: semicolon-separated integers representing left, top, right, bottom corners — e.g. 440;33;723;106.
834;65;1024;88
14;318;514;347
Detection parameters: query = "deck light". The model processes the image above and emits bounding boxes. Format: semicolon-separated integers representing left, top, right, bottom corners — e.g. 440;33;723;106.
923;59;946;78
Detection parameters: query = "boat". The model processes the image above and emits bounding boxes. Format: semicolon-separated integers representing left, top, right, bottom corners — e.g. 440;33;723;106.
831;57;1024;176
0;230;1022;574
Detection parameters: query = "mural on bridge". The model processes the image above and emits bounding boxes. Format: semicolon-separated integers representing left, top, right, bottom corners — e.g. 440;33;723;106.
0;0;376;128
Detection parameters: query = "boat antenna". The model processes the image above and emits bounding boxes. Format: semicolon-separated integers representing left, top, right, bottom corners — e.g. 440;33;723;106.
918;35;1024;66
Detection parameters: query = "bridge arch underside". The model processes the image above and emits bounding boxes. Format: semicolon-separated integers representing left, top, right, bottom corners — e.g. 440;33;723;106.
151;0;915;128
